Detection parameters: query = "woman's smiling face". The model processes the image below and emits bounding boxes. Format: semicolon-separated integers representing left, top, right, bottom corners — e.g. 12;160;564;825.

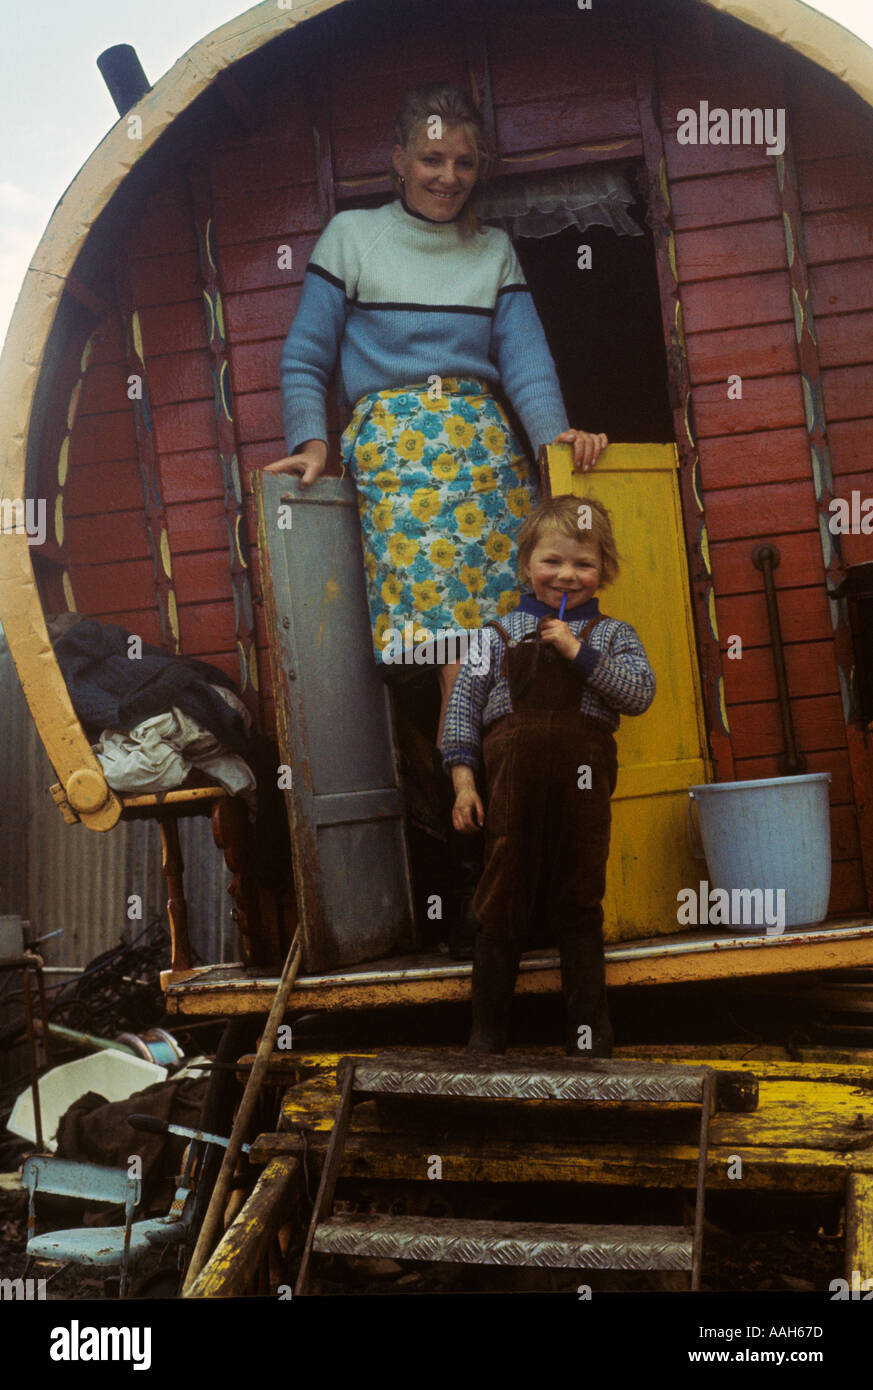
392;124;478;220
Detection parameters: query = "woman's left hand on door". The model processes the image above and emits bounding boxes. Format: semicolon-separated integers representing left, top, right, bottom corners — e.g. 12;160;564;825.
552;428;609;473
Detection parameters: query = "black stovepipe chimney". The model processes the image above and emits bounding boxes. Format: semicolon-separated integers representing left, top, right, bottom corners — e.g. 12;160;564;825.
97;45;151;117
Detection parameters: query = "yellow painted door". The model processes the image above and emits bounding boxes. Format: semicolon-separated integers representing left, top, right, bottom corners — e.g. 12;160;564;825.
544;443;712;942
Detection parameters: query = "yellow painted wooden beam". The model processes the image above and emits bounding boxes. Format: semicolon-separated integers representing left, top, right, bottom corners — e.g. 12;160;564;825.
845;1173;873;1285
184;1156;300;1299
162;921;873;1013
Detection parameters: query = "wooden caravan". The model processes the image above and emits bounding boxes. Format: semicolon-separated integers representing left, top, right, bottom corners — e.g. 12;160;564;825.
3;0;873;1012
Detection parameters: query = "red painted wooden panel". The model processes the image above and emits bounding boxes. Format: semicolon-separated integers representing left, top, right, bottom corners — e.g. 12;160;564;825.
137;302;205;358
68;560;158;615
160;452;224;506
151;400;217;457
692;377;805;438
228;339;285;396
698;427;811;490
89;318;125;367
165;499;229;555
829;859;867;914
65;511;151;565
494;95;640;156
727;693;848;759
146;353;213;409
831;804;862;862
223;286;299;344
681;271;791;333
809;260;873;317
735;748;854;806
721;640;839;705
487;0;630;104
790;83;873;162
675;219;786;283
711;531;826;595
97;609;165;646
716;589;831;646
798;155;873;215
234;390;285;446
218;235;318;296
69;411;137;467
211;186;320;247
820;365;873;423
703;481;817;541
78;363;130;416
828;419;873;479
816;310;873;369
670;168;781;231
129;252;202;307
685;321;798;384
173;551;241;605
176;600;238;654
665;136;772;182
804;207;873;267
208;128;312;200
128;191;197;257
63;459;145;517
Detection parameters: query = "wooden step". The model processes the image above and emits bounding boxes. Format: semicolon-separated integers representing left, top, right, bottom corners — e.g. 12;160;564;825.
341;1050;718;1105
313;1214;694;1271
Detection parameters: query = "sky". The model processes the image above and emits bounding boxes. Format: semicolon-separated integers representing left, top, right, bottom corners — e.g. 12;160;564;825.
1;0;873;351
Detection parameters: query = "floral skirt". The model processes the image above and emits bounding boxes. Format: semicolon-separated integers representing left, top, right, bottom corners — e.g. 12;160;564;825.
340;376;541;665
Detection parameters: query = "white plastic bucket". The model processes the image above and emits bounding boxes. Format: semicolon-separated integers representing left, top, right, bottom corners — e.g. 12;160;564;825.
687;773;831;931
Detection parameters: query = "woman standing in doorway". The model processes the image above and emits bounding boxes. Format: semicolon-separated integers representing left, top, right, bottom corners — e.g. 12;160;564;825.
267;82;607;742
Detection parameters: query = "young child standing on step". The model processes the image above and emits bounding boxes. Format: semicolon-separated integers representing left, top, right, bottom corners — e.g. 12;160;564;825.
439;494;655;1056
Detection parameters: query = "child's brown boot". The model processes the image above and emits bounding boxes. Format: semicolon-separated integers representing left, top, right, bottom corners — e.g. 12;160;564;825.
466;929;522;1053
559;928;614;1059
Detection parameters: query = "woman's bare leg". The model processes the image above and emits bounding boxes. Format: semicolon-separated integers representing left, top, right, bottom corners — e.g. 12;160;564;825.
436;660;463;747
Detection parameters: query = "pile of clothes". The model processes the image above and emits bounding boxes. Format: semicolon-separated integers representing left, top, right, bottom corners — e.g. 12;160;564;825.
48;614;257;805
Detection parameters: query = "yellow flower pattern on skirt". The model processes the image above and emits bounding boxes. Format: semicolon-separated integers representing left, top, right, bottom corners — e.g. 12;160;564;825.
340;377;538;663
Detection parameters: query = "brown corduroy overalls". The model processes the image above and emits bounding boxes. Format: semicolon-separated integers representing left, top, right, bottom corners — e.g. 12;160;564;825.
472;615;618;948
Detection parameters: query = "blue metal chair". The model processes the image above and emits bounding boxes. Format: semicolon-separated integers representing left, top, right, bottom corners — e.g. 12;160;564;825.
21;1153;194;1297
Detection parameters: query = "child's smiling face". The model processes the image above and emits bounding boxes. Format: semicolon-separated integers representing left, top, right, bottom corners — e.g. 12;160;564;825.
524;528;603;609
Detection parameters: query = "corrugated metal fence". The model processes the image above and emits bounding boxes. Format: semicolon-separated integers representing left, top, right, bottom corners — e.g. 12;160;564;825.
0;631;238;971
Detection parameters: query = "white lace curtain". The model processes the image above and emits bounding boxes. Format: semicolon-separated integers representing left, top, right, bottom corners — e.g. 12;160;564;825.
477;164;644;239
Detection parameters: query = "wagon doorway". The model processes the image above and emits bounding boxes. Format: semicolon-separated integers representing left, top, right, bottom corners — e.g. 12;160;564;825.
484;162;674;445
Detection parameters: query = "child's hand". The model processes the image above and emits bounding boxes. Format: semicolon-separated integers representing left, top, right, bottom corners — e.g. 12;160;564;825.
452;787;485;834
539;618;582;661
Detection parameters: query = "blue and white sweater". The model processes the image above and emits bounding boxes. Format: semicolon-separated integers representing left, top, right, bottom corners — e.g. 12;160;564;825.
280;197;570;457
440;594;656;773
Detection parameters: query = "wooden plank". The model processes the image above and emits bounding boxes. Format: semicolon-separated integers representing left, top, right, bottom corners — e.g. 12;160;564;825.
817;311;873;368
845;1173;873;1285
682;270;792;334
692;376;805;437
185;1156;300;1299
685;322;800;385
810;260;873;317
703;482;817;540
725;694;849;759
675;219;787;283
162;921;873;1014
712;530;832;594
805;206;873;266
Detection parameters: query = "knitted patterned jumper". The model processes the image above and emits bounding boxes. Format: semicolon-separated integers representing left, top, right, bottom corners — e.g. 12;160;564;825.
440;593;656;773
279;197;570;457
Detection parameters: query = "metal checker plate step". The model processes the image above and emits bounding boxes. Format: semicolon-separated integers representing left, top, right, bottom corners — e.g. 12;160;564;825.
343;1051;712;1104
313;1214;694;1270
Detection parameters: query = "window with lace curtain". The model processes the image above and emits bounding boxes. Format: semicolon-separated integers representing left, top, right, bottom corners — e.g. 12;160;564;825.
478;162;673;444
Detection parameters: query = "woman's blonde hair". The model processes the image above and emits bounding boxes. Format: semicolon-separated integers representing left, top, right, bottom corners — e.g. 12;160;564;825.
516;494;621;588
389;83;494;238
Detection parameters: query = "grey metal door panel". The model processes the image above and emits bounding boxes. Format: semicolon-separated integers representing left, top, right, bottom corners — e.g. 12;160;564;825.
254;472;417;972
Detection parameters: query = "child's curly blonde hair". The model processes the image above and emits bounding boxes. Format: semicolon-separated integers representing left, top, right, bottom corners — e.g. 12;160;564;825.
516;494;620;588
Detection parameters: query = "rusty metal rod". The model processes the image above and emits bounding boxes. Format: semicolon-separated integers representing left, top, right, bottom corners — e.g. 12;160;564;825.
752;544;806;775
20;968;44;1151
182;927;303;1294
